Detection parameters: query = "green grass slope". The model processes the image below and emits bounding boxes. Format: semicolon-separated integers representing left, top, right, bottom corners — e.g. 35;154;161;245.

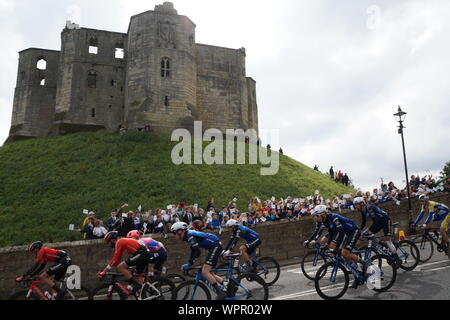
0;132;355;246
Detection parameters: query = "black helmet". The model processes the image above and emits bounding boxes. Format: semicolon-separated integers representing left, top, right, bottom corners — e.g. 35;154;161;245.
104;231;119;243
29;241;43;253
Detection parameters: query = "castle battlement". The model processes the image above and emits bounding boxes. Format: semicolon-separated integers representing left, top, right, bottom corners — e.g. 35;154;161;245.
5;2;258;144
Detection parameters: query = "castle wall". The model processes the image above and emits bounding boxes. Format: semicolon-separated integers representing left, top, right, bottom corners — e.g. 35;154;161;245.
125;3;197;134
195;44;249;132
7;49;59;143
246;77;259;133
53;28;127;134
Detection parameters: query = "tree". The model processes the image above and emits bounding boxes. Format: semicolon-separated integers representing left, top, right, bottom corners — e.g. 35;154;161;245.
441;161;450;179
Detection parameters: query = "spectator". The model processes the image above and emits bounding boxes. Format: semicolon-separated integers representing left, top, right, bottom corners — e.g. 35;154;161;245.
207;213;221;231
81;215;96;240
329;166;334;179
314;165;319;171
107;209;120;232
93;220;108;239
133;212;144;231
120;211;136;237
343;173;349;186
279;148;284;155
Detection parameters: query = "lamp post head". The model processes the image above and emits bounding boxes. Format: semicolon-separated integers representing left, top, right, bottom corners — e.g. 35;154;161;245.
394;106;407;122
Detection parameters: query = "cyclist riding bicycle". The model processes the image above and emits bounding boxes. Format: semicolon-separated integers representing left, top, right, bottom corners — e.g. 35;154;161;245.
16;241;72;300
98;231;151;296
171;222;227;300
353;197;401;265
126;230;168;280
222;219;262;274
303;205;372;289
411;195;450;259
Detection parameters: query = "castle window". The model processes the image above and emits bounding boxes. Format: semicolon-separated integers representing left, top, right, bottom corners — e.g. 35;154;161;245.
115;42;124;59
161;57;171;78
91;108;96;118
89;38;98;55
37;58;47;70
111;80;117;87
87;70;97;88
40;76;46;86
165;95;170;107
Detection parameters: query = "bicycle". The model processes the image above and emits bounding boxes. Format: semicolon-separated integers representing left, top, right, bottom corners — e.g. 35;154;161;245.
411;226;450;263
89;267;175;300
172;253;269;300
300;243;335;280
314;248;397;300
215;251;280;286
9;275;78;300
357;223;420;271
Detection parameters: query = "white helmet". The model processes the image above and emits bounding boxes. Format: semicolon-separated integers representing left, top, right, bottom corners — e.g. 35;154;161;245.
226;219;239;228
419;194;429;201
312;205;328;217
353;197;365;205
171;222;188;233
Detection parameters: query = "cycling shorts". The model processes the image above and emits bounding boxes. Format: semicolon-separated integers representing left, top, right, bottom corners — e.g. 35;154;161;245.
205;244;222;268
148;248;168;272
47;253;72;282
245;239;262;255
441;213;450;230
125;247;151;274
342;229;361;251
369;218;392;237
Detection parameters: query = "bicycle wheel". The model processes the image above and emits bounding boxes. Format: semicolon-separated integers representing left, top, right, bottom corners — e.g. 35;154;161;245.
171;280;211;300
141;278;175;300
254;257;280;286
369;254;397;292
314;261;349;300
301;250;327;280
397;240;420;271
62;289;77;300
231;274;269;300
412;235;434;263
8;290;40;300
88;284;128;300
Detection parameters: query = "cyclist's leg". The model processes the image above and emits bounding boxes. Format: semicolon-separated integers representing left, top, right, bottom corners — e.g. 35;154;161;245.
341;230;362;263
378;219;397;255
123;249;150;292
202;245;223;285
242;239;262;270
440;213;450;246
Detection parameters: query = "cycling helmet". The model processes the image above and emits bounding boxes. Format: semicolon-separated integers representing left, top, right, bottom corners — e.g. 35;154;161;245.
29;241;43;253
226;219;239;228
104;231;119;243
419;194;429;201
312;205;328;217
127;230;141;239
353;197;366;205
171;222;188;233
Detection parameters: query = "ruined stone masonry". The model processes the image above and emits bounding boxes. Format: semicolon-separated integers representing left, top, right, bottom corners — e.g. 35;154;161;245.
5;2;259;144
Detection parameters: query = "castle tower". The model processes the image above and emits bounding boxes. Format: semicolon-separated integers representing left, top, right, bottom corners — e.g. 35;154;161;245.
6;49;59;144
124;2;198;133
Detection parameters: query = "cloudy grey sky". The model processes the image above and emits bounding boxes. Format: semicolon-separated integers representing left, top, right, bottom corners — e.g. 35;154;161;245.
0;0;449;191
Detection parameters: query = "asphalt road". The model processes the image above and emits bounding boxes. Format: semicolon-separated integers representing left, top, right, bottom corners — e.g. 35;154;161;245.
269;247;450;300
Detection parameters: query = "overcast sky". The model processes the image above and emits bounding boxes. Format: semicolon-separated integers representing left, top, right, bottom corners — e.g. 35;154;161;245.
0;0;449;192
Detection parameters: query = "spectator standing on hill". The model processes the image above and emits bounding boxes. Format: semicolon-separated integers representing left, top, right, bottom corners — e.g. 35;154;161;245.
343;173;349;187
329;166;334;179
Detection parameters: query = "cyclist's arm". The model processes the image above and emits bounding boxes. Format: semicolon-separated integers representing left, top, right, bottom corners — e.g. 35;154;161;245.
308;223;324;242
224;229;240;252
187;235;201;265
360;212;367;231
106;242;123;269
330;218;345;245
413;210;426;226
423;211;434;226
24;263;46;278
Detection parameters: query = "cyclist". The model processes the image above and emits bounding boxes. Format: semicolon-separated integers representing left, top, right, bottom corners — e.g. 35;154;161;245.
353;197;401;266
98;231;150;296
16;241;72;300
303;205;371;289
412;195;450;258
170;222;227;300
126;230;168;280
222;219;262;273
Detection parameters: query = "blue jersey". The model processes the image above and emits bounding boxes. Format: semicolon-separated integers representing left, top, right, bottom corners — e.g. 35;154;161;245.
183;230;220;265
224;225;260;251
324;214;358;233
360;204;390;230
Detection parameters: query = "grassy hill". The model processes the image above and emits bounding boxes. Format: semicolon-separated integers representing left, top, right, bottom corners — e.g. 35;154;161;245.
0;132;355;247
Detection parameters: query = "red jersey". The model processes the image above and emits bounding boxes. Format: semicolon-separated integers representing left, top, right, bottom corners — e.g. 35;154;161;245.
108;238;145;267
35;248;62;264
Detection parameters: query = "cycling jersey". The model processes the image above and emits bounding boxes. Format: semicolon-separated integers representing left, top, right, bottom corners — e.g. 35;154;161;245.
360;204;390;230
108;238;147;268
224;226;260;252
35;248;67;264
316;214;359;246
183;230;220;265
413;201;450;226
139;238;165;253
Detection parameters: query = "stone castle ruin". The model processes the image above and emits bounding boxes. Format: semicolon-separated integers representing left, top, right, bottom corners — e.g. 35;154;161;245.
5;2;259;144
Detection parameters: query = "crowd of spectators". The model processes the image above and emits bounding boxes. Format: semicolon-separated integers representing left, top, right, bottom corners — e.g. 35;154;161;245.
78;174;449;240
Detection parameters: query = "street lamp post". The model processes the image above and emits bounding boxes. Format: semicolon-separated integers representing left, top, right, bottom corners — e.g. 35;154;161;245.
394;106;413;223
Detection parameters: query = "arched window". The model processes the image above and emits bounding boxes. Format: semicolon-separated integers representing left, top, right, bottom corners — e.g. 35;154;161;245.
87;70;97;88
161;57;171;78
37;58;47;70
89;38;98;55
